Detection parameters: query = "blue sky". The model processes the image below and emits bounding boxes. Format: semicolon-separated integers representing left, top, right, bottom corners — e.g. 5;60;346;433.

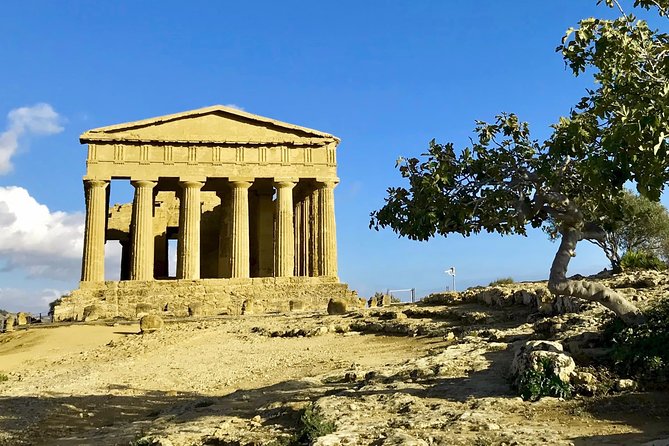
0;1;663;312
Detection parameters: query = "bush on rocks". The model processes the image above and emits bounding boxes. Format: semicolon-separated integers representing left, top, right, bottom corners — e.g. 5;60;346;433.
511;340;574;401
603;296;669;383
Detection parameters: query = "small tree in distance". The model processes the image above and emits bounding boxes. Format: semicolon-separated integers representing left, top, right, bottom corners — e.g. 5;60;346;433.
370;0;669;326
545;190;669;272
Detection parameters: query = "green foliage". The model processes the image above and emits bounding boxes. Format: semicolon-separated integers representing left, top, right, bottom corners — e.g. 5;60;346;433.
0;373;8;382
295;404;336;444
488;277;514;286
517;357;573;401
604;296;669;380
545;190;669;271
620;250;667;271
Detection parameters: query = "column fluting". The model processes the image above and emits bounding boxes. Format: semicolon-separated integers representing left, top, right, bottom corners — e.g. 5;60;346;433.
177;180;203;279
81;179;108;282
230;180;252;278
130;180;156;281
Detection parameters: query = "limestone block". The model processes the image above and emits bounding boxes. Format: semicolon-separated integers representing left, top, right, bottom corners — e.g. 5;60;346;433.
135;303;156;318
188;302;204;317
379;294;392;307
4;316;15;333
241;299;255;315
83;305;104;322
16;312;29;326
289;300;304;312
327;298;348;315
139;314;164;333
368;296;378;308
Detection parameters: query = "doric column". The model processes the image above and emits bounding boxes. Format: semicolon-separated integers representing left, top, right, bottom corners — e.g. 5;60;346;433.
274;180;296;277
230;179;252;278
317;180;338;278
177;180;203;279
130;180;156;281
81;179;109;282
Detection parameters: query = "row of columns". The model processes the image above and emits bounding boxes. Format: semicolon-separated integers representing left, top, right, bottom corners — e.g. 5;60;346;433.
80;178;338;282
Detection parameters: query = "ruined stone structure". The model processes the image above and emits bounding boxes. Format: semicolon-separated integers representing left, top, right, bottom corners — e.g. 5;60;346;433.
52;106;354;321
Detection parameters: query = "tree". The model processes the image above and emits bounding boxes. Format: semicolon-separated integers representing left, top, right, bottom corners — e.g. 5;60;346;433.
370;1;669;326
546;190;669;271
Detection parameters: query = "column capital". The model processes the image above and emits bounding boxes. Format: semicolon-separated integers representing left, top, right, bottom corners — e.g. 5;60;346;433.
131;179;157;188
274;179;297;189
83;179;109;188
179;180;204;189
317;179;339;189
229;179;253;189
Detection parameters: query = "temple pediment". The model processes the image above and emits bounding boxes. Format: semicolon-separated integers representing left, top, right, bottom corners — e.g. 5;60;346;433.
80;105;339;146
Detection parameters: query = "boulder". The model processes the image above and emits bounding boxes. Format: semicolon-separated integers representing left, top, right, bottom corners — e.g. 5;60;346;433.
327;298;348;315
83;305;104;322
379;294;392;307
368;296;378;308
139;314;164;333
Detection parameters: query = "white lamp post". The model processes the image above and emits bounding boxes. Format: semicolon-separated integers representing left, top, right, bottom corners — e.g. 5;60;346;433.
445;266;456;292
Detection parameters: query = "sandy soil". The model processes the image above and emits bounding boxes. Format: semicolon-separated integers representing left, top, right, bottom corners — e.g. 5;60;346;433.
0;307;667;446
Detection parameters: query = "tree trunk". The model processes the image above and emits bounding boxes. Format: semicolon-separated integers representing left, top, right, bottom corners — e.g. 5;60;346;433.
548;228;645;326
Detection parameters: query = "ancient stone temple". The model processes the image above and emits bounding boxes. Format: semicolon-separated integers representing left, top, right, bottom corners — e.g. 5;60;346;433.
52;105;355;321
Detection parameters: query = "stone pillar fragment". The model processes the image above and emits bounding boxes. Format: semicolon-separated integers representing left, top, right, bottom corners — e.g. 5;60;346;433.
230;180;252;278
130;180;156;281
177;180;203;279
81;179;109;282
317;181;338;278
274;180;296;277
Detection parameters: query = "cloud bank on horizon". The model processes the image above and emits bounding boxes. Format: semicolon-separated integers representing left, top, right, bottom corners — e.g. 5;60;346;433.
0;104;120;312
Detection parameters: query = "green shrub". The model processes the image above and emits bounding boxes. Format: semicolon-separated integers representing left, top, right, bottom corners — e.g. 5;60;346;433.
517;357;573;401
603;297;669;381
296;404;335;443
488;277;514;286
0;373;8;382
620;250;666;271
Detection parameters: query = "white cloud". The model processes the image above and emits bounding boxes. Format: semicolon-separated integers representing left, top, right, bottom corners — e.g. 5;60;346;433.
223;103;245;111
0;187;121;281
0;103;63;174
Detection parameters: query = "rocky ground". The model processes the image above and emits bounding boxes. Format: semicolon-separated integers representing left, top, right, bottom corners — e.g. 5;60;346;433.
1;272;668;445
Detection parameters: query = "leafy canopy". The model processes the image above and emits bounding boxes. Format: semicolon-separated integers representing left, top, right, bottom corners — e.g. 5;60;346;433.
371;1;669;243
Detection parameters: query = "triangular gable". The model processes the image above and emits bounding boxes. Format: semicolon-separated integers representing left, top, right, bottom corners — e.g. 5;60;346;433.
80;105;339;146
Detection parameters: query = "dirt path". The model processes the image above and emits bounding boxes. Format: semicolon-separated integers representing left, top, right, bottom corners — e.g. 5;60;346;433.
0;308;667;445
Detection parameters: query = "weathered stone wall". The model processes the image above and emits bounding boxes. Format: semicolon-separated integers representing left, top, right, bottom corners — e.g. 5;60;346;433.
422;282;590;315
51;277;356;322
